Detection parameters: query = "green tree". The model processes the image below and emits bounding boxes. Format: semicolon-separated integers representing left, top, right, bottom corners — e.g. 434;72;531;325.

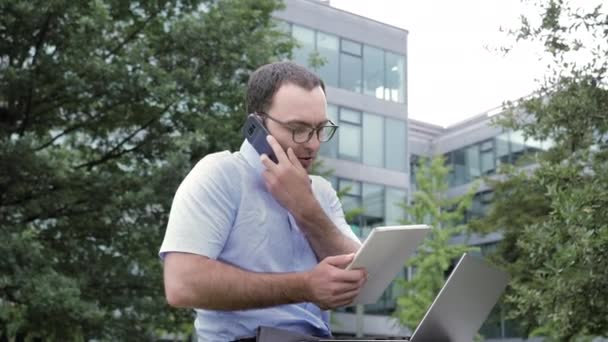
469;164;552;337
0;0;293;339
471;0;608;339
394;156;478;330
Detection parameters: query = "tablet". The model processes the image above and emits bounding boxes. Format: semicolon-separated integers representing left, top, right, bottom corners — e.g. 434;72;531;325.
345;225;431;305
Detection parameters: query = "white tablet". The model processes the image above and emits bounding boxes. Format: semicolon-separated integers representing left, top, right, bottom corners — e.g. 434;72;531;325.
345;225;431;305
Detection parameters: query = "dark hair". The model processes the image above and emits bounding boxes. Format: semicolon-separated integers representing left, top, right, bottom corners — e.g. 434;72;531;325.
246;61;325;114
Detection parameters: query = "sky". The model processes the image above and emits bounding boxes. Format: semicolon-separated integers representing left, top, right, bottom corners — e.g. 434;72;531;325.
329;0;549;127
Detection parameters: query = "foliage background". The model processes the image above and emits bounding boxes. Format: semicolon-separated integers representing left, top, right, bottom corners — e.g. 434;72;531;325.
0;0;293;339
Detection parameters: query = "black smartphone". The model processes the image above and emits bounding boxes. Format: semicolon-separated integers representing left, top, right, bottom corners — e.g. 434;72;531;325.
242;113;277;163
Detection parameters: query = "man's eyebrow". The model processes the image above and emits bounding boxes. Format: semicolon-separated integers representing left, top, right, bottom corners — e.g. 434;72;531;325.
285;119;331;127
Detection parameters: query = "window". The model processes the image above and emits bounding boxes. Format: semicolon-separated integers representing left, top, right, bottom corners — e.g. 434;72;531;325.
510;130;526;164
385;187;406;225
340;39;363;92
444;152;455;186
341;39;361;56
319;104;409;172
525;136;544;153
292;25;315;68
467;191;493;223
273;19;291;35
319;104;338;158
285;22;407;103
465;144;481;180
340;108;361;124
363;45;385;99
338;179;361;216
362;113;384;168
410;154;420;188
452;149;467;186
521;134;547;164
495;132;510;166
335;178;408;238
338;108;362;161
385;118;407;171
362;183;384;227
316;32;339;87
385;52;406;103
480;140;495;175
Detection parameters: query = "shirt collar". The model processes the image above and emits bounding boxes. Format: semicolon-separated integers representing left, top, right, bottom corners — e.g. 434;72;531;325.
239;139;266;179
239;139;314;185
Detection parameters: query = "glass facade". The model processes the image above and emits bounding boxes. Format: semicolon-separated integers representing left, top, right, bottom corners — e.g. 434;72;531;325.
385;52;406;103
337;178;406;230
340;40;363;93
363;45;385;99
318;104;338;158
338;179;362;215
319;104;407;173
385;118;407;172
316;32;339;87
439;130;554;338
362;183;385;227
276;6;548;328
331;177;407;316
465;191;494;223
278;16;409;320
292;25;315;68
444;130;552;187
385;188;407;225
281;13;539;333
338;108;362;161
362;113;384;168
285;22;406;104
409;154;420;190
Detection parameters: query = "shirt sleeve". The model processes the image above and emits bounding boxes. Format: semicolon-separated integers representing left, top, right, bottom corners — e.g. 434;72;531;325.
159;152;238;260
314;176;361;245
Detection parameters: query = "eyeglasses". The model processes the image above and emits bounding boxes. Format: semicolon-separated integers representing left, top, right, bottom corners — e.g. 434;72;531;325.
256;112;338;144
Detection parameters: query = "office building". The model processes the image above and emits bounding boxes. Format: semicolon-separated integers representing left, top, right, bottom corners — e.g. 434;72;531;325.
274;1;410;333
276;0;549;340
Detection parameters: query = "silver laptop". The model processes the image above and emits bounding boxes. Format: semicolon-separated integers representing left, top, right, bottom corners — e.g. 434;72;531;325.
320;253;509;342
407;252;511;342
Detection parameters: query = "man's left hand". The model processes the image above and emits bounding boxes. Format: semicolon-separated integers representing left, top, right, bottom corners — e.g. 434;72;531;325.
260;135;318;218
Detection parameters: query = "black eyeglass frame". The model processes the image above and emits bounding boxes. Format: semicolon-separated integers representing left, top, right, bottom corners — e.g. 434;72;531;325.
255;111;338;144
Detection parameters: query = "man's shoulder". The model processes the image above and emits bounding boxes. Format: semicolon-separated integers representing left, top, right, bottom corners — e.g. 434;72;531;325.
192;150;244;173
198;149;237;164
184;150;246;188
309;175;335;195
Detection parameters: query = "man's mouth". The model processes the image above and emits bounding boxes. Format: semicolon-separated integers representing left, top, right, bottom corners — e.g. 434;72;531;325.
297;156;314;166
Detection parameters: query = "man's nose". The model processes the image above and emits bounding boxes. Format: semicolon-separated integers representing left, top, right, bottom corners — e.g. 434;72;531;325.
305;132;321;151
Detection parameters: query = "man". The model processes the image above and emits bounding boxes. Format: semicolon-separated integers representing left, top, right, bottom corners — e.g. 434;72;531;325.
160;62;367;341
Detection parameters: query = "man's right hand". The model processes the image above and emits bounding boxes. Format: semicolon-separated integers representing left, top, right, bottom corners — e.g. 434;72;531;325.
305;254;367;310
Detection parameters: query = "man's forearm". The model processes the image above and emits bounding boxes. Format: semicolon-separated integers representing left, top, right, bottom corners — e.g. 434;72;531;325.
164;253;309;310
293;201;360;260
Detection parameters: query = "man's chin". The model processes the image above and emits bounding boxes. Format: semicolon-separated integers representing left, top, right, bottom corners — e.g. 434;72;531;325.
298;158;314;170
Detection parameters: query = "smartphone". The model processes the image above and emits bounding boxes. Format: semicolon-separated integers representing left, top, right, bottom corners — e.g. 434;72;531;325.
242;113;277;163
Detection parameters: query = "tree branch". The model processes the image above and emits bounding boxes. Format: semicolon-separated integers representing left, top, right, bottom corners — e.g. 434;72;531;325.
75;101;174;170
18;13;54;136
22;197;90;224
1;184;62;208
34;123;84;151
75;134;153;171
102;11;160;60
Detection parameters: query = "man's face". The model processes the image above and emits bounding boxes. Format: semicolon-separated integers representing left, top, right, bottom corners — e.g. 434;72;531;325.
264;83;328;172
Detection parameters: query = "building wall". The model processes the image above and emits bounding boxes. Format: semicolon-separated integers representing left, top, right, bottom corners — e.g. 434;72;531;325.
276;0;410;232
274;0;408;56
